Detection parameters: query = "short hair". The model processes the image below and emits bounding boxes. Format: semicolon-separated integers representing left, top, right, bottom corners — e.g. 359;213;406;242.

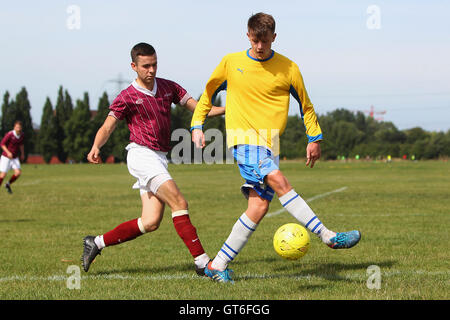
130;43;156;63
14;120;23;127
247;12;276;38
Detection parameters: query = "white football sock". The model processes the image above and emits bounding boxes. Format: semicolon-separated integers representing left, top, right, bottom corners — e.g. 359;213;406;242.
279;189;336;245
94;235;105;250
212;213;258;271
194;253;210;269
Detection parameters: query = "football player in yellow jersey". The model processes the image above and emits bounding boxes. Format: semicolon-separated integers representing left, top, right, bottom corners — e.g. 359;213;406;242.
191;13;361;283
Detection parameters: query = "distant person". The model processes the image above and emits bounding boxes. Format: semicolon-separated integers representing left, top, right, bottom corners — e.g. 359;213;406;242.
0;121;25;194
191;13;361;283
82;42;225;274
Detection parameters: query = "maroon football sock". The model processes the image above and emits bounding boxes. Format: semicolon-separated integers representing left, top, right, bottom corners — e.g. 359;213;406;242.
102;218;144;247
173;214;205;258
8;174;19;184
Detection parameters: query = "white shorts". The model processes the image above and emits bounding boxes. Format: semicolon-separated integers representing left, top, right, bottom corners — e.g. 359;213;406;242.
126;143;172;195
0;155;21;173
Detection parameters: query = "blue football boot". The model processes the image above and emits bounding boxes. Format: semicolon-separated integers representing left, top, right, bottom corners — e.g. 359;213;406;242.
328;230;361;249
204;260;234;284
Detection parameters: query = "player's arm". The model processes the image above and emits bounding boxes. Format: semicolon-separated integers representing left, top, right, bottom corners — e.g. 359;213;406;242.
87;115;118;164
184;98;225;117
290;63;323;168
191;56;228;148
0;135;13;159
1;145;13;159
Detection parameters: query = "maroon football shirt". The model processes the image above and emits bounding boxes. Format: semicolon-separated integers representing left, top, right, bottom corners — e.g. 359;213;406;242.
1;130;24;158
108;78;191;152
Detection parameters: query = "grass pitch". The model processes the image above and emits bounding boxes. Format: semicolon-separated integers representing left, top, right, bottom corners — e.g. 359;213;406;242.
0;160;448;300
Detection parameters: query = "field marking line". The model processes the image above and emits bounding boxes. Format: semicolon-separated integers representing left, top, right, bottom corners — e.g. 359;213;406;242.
0;274;195;282
1;269;448;283
17;180;41;186
266;186;348;218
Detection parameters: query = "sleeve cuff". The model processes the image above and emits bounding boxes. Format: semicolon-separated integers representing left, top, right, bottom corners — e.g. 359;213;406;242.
180;93;192;106
108;111;120;120
190;125;203;132
307;133;323;143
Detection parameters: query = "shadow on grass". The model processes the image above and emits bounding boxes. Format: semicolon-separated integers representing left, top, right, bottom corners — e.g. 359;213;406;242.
93;262;203;276
237;260;397;284
0;219;35;223
87;258;397;286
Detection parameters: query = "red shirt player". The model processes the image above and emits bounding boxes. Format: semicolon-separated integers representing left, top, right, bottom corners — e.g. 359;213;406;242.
0;121;25;194
82;43;224;275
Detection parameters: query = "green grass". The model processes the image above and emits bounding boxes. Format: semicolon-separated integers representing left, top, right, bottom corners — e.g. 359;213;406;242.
0;160;449;300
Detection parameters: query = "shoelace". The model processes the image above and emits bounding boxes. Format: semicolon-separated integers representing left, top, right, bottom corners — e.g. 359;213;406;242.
334;233;348;245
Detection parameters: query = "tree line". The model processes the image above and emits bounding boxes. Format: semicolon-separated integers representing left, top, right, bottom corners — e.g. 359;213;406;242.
1;86;129;163
1;86;449;163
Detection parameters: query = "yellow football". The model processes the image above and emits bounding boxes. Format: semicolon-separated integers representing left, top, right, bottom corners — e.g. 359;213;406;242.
273;223;310;260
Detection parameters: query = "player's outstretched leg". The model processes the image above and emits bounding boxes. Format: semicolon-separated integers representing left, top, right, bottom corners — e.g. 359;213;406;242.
81;218;146;272
278;189;361;249
81;235;102;272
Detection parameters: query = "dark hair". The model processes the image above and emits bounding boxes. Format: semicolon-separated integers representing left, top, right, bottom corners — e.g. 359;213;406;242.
131;43;156;63
247;12;276;38
14;120;23;127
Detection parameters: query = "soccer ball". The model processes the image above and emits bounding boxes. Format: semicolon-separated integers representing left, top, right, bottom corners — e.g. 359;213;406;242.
273;223;310;260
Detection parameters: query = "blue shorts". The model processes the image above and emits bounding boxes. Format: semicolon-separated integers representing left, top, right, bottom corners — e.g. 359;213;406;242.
232;145;279;201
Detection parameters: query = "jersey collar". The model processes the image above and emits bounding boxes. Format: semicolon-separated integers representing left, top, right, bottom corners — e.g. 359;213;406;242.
246;49;275;62
12;130;22;139
132;79;157;97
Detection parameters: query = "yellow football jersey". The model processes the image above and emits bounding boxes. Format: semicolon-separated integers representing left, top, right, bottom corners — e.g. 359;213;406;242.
191;49;322;155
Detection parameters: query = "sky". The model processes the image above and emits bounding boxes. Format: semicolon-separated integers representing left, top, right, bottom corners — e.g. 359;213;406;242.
1;0;449;132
